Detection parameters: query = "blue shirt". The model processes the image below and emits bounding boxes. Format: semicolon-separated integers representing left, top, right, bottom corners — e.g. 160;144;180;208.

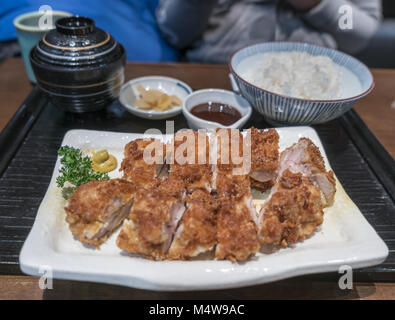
0;0;178;62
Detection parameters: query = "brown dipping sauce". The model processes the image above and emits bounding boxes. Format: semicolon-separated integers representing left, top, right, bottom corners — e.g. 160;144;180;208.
190;102;242;126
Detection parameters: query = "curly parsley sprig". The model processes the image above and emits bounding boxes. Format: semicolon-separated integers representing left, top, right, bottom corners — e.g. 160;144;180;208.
56;146;109;199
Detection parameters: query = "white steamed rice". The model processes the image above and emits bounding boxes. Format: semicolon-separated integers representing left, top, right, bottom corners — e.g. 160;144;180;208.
240;51;342;100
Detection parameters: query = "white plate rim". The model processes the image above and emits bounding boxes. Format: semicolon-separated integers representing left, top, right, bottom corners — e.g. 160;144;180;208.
19;127;389;291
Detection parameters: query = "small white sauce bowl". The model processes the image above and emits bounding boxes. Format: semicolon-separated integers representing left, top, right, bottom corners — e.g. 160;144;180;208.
120;76;192;120
182;89;252;130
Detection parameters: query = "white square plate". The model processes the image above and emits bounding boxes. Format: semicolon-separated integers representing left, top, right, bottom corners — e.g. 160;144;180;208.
19;127;388;291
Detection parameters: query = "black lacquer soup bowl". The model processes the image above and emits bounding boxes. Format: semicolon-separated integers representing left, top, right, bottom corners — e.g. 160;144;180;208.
30;16;126;112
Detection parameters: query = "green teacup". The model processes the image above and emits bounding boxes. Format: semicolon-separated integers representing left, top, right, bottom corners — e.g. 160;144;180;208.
13;11;71;83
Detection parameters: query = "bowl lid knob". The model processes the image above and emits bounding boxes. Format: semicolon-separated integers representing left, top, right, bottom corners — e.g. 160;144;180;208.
55;16;94;35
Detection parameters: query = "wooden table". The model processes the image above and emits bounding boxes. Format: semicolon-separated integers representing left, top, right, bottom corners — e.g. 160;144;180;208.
1;58;394;158
0;58;394;300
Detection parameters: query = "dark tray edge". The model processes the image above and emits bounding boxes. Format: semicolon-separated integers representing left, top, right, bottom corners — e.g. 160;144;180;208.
0;87;46;178
340;110;395;202
0;90;394;282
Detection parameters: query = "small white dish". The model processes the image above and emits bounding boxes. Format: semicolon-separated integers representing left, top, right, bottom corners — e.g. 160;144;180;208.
120;76;192;120
182;89;252;130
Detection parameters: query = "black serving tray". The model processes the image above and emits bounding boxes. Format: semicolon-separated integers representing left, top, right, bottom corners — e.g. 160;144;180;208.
0;88;394;281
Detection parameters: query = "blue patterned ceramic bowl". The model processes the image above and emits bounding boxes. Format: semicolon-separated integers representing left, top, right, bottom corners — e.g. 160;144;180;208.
229;42;374;125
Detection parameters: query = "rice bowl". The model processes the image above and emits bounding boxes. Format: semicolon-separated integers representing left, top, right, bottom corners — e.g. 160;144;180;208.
229;42;374;125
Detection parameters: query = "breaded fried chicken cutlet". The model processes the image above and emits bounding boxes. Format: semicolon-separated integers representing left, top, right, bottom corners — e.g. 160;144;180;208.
214;128;245;176
64;129;337;262
116;178;186;260
249;128;279;191
211;129;260;261
120;138;165;188
168;130;212;193
215;174;260;262
258;170;324;246
278;138;336;206
168;189;217;260
211;128;246;192
257;138;336;247
65;179;136;247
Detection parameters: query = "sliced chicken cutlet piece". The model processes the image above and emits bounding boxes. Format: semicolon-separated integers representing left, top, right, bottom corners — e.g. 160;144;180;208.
213;129;260;261
116;178;186;260
215;174;260;262
249;128;279;191
214;129;257;225
279;138;336;206
65;179;136;247
211;128;248;192
168;189;217;260
168;130;212;193
215;128;245;175
120;138;165;188
257;170;324;246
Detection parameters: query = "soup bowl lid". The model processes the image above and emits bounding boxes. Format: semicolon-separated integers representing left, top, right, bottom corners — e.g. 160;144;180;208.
30;16;124;69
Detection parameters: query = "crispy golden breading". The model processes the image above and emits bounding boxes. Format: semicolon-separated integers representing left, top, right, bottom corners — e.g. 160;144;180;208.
250;128;279;171
66;129;336;261
213;129;261;261
168;131;212;192
258;170;324;246
212;129;248;193
157;175;185;197
216;200;260;262
215;128;245;175
120;138;165;188
65;179;136;247
298;138;326;171
279;138;336;206
169;164;212;192
215;174;260;262
249;128;279;191
216;173;251;200
116;178;185;260
168;190;217;260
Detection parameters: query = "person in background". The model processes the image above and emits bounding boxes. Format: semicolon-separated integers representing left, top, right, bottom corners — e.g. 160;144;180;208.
0;0;178;62
156;0;382;64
